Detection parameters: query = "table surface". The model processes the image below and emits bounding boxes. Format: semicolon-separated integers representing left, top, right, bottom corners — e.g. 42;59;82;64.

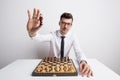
0;59;120;80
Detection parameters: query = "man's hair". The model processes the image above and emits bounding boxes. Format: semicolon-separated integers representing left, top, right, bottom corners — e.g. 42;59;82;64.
60;12;73;21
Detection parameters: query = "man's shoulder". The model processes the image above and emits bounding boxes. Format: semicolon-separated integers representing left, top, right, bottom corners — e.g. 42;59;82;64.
48;30;59;38
50;30;58;33
50;30;59;35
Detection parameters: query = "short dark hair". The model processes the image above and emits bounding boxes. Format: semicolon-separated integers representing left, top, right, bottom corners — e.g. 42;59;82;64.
60;12;73;21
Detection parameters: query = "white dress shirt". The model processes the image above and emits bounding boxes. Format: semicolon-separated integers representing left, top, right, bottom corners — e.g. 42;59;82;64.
32;30;87;63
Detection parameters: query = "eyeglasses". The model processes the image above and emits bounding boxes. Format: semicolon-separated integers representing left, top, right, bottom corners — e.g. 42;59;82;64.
60;21;72;26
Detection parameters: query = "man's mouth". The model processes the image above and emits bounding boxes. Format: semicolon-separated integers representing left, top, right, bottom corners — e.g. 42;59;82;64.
63;28;67;31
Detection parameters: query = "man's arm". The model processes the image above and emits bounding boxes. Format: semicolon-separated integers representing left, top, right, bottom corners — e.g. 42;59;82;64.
31;33;52;42
72;35;87;63
26;8;52;42
72;35;93;77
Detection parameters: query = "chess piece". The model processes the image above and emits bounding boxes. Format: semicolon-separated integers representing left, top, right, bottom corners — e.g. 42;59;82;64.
50;57;52;62
67;57;71;63
47;57;50;61
60;65;64;72
64;57;66;61
39;65;46;72
55;64;60;72
37;67;42;72
45;66;50;72
43;57;46;61
61;58;64;62
63;64;68;72
51;66;56;72
68;65;74;72
48;65;52;72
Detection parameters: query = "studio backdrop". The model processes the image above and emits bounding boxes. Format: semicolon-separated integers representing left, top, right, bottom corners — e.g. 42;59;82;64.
0;0;120;75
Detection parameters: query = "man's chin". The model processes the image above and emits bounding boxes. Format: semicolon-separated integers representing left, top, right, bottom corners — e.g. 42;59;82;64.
62;31;68;35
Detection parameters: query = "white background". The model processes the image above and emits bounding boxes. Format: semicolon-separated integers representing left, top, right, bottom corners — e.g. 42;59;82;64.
0;0;120;75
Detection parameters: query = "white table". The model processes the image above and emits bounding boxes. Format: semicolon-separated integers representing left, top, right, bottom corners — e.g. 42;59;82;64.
0;59;120;80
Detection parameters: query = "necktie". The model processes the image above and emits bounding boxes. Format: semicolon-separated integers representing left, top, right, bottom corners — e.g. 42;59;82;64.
61;36;65;59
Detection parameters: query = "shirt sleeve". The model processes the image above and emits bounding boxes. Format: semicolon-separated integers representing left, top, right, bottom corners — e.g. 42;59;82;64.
31;33;52;42
72;35;87;64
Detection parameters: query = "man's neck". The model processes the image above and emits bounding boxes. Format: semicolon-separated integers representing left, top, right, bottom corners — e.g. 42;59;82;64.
60;31;67;36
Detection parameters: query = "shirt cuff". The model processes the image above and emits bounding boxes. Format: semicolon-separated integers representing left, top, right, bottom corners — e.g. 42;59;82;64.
31;33;39;40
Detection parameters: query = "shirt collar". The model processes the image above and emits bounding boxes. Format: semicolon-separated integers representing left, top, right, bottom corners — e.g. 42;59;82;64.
56;29;72;38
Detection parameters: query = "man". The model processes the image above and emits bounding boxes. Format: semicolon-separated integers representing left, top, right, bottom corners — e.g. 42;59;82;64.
27;8;93;77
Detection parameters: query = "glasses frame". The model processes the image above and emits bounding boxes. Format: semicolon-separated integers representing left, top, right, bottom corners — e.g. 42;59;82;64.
60;21;72;26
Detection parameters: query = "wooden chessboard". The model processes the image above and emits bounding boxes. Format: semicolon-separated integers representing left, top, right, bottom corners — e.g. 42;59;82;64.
32;57;78;76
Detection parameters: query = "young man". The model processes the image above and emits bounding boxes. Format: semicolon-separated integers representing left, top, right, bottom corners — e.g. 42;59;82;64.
27;8;93;77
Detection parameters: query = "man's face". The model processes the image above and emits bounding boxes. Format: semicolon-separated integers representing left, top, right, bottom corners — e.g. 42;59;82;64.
59;18;73;35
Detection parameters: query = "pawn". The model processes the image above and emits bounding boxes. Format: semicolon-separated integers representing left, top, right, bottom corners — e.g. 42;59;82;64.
55;64;60;72
43;57;47;62
64;57;66;62
50;57;52;62
63;64;68;72
37;67;42;72
51;66;56;72
61;58;64;63
67;57;70;63
45;66;50;72
60;65;64;72
68;66;74;72
47;57;50;61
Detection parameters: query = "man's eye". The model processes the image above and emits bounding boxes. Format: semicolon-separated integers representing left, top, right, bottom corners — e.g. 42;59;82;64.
61;21;72;26
67;23;71;25
62;22;66;24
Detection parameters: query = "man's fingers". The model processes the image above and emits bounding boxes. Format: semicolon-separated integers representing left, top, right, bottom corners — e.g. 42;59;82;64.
83;67;89;76
37;9;40;20
91;70;93;76
33;8;37;18
88;69;93;77
27;10;31;19
86;69;90;77
81;65;87;73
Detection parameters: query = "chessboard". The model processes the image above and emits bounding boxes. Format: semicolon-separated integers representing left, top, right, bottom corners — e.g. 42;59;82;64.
32;57;78;76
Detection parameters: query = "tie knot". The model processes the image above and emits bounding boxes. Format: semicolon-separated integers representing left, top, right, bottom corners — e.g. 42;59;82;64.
61;36;65;39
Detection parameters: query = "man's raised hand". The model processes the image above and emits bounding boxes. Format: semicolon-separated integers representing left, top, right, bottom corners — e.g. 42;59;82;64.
27;8;43;37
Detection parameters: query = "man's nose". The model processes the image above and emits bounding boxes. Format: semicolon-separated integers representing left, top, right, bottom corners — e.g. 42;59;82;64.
64;24;68;28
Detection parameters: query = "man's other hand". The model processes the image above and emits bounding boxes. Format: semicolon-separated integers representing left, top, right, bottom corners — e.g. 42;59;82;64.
79;60;93;77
